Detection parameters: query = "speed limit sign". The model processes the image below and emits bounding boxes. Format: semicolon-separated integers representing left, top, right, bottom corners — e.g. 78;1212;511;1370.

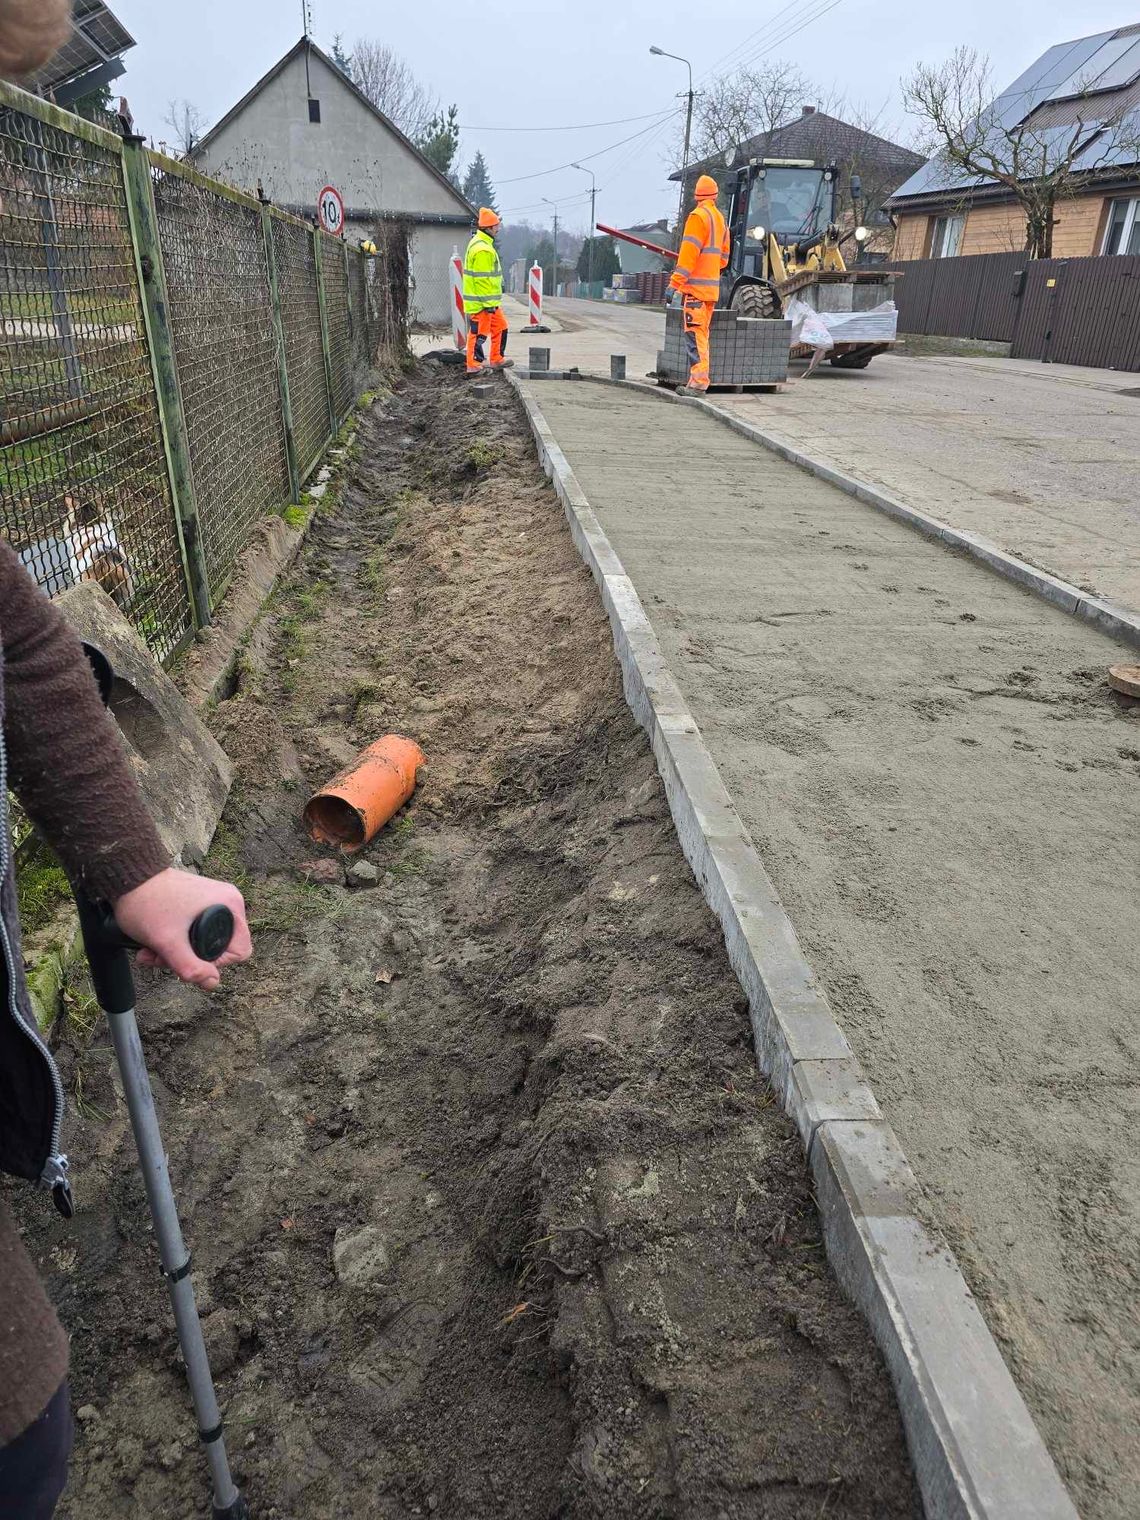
318;184;345;236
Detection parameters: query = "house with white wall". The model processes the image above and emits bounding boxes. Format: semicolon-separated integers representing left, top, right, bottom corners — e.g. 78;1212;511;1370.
191;37;473;324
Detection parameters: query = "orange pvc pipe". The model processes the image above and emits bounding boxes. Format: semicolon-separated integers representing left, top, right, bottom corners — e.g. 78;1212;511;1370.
303;735;425;853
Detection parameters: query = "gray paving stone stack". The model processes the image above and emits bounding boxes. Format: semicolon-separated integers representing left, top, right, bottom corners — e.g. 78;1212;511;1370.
660;308;791;386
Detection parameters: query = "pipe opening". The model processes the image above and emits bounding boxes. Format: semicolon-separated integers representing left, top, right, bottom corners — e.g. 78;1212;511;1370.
302;795;367;851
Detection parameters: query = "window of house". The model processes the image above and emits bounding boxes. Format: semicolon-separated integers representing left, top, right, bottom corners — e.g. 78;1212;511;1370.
308;98;321;124
1102;196;1140;256
929;213;965;258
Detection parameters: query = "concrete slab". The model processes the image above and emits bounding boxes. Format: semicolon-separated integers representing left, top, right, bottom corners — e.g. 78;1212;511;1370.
535;296;1140;618
58;583;233;868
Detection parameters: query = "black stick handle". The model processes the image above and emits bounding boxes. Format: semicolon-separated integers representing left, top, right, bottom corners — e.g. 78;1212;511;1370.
77;898;236;1016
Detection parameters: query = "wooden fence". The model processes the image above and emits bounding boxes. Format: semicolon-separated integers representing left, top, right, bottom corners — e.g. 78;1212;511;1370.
886;251;1140;371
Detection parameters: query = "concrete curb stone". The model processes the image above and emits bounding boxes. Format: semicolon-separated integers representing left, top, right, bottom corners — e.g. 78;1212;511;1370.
507;369;1080;1520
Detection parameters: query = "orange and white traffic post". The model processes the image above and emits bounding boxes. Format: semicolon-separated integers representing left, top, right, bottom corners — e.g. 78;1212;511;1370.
526;263;551;333
450;247;466;350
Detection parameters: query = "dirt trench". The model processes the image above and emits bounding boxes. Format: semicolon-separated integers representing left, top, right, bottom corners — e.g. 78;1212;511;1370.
14;364;918;1519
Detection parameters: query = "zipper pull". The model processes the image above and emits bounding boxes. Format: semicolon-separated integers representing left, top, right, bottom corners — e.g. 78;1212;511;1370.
42;1155;74;1219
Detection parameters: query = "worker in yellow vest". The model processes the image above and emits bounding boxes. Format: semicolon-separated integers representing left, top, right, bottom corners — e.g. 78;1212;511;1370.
463;207;513;375
669;174;730;394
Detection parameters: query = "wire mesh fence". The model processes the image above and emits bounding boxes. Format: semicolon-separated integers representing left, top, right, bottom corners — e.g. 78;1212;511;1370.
274;218;330;479
321;236;354;424
0;98;192;660
1;78;400;669
151;159;293;594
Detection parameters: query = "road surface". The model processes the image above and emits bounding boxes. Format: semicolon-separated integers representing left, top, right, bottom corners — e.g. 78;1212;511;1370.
525;297;1140;617
527;375;1140;1520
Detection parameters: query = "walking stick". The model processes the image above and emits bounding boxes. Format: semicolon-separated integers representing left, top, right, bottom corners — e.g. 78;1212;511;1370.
73;892;249;1520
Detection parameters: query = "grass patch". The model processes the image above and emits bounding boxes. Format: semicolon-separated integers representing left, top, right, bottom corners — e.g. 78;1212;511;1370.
207;819;349;934
295;580;329;621
466;439;503;472
14;841;72;936
375;812;425;878
351;677;380;715
362;546;386;600
282;503;309;530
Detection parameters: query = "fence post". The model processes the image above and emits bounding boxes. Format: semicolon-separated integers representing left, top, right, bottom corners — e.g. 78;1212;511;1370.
119;135;212;630
261;204;301;502
312;227;337;438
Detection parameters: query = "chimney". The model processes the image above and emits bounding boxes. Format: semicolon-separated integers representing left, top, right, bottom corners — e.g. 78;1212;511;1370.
802;104;816;116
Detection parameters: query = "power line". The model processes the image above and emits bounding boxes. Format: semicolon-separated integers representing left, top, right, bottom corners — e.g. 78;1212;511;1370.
495;109;681;186
699;0;801;82
732;0;847;75
462;107;675;133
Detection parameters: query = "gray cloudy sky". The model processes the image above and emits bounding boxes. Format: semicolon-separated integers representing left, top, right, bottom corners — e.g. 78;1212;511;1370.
113;0;1140;230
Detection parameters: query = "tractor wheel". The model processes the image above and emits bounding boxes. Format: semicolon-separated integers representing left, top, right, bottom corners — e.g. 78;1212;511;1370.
731;283;780;319
829;348;875;370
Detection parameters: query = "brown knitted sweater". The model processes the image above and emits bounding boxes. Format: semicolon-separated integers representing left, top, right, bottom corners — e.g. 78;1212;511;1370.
0;538;168;1444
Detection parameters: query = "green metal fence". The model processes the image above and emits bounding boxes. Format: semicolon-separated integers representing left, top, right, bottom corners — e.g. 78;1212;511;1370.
1;79;386;663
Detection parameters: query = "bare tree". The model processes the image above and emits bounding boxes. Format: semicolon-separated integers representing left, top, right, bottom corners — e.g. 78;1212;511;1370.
164;98;205;156
689;59;816;162
348;40;438;142
903;46;1140;259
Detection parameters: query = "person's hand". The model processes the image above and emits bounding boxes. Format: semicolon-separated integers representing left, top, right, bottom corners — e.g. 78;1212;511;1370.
112;868;252;992
0;0;72;78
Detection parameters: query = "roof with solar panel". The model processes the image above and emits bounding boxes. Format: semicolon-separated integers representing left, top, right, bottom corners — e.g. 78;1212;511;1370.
892;24;1140;204
24;1;135;107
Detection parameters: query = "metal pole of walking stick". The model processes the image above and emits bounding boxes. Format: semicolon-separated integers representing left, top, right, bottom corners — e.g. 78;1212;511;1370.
74;894;248;1520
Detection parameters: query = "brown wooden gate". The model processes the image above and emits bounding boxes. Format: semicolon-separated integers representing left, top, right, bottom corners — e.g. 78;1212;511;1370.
1010;254;1140;368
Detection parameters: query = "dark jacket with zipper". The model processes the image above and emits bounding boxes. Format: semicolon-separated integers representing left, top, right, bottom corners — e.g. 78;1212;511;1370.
0;539;168;1445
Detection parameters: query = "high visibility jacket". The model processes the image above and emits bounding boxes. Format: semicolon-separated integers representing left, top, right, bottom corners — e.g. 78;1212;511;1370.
462;229;503;314
671;201;730;301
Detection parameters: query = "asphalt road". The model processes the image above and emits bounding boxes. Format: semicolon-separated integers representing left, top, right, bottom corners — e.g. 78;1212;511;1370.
523;297;1140;617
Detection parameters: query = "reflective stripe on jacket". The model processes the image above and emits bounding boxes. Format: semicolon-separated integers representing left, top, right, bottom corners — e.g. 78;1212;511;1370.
462;229;503;313
670;202;729;300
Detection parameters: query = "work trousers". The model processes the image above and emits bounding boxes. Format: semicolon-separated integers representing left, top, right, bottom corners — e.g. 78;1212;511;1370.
466;306;508;371
0;1382;72;1519
681;295;715;389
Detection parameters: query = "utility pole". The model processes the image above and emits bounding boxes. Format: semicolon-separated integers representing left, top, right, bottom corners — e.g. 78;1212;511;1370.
543;197;559;299
651;45;694;240
571;162;597;296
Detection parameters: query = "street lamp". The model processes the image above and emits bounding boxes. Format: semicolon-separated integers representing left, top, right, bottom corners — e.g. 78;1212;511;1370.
542;196;559;302
650;44;694;238
571;162;597;296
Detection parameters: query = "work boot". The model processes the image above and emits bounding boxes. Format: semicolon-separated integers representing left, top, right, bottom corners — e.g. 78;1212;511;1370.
490;358;515;370
466;364;491;378
678;384;708;396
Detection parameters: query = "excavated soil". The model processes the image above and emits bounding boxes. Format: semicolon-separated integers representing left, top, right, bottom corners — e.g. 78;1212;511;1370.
12;364;918;1519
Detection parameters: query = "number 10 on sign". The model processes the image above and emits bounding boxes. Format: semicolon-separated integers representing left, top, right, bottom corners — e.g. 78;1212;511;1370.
319;185;345;236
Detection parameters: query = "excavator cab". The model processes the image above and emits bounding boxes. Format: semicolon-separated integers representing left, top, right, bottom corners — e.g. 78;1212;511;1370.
723;158;860;317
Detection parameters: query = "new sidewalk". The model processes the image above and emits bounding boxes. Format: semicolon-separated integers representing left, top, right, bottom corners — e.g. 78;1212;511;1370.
522;375;1139;1520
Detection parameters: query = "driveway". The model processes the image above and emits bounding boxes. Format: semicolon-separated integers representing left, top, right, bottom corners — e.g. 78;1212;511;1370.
529;298;1140;616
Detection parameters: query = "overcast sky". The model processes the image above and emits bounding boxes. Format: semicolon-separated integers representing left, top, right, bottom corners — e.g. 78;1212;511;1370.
113;0;1140;230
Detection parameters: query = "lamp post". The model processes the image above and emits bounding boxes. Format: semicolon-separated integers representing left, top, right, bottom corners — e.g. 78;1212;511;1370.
542;196;559;301
650;44;694;241
571;162;597;298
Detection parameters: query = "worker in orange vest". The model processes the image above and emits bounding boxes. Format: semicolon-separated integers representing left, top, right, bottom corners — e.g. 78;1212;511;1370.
669;174;730;394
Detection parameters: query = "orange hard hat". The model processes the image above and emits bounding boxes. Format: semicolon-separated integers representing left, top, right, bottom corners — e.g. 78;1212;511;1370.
478;206;501;230
694;174;719;200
